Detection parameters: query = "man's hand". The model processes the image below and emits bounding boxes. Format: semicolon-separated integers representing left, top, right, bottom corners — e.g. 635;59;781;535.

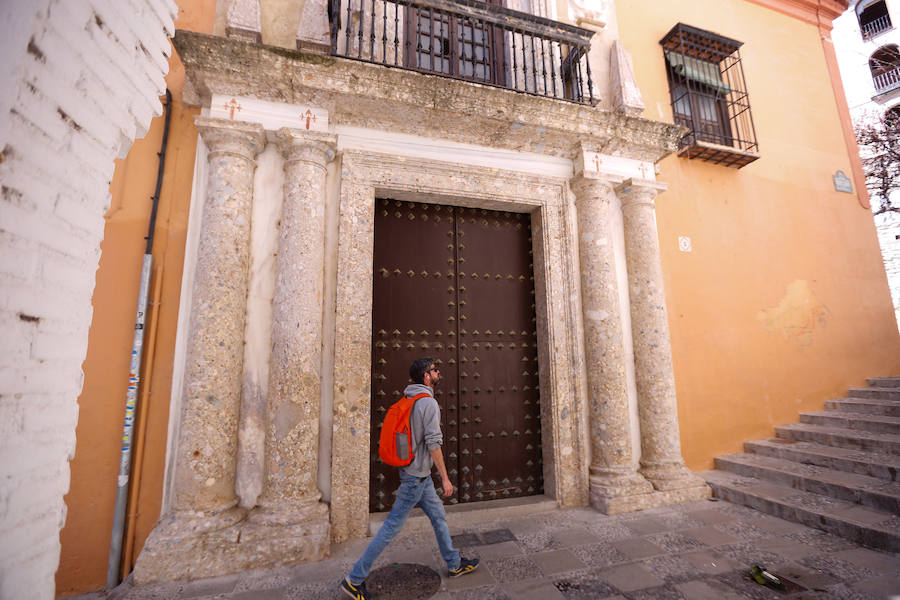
441;477;454;498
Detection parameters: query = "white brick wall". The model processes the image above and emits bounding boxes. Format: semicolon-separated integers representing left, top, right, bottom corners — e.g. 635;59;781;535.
0;1;176;598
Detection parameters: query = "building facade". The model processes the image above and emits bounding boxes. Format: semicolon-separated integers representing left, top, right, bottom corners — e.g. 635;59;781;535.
34;0;900;595
833;0;900;328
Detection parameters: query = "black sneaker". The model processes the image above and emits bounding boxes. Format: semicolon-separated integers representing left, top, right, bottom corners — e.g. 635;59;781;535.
449;557;480;577
340;577;370;600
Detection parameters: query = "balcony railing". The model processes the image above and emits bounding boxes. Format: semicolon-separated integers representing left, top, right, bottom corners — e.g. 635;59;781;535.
329;0;596;104
874;65;900;93
861;14;893;40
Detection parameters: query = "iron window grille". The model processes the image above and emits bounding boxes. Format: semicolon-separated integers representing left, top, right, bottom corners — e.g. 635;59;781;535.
660;23;759;168
328;0;595;104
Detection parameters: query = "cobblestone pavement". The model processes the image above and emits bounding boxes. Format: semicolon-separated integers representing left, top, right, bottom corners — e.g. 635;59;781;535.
71;499;900;600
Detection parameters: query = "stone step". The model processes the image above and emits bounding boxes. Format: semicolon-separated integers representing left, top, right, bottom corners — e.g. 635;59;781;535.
848;387;900;401
825;397;900;417
799;410;900;436
744;438;899;482
774;422;900;454
867;377;900;388
702;469;900;553
714;452;900;514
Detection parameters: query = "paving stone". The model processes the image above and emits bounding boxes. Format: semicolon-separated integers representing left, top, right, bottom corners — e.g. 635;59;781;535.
645;532;706;553
550;527;602;547
611;537;665;559
530;549;585;575
716;542;785;567
783;530;858;553
640;554;708;584
675;580;747;600
832;547;900;574
748;537;819;561
447;584;509;599
486;556;543;584
569;543;631;568
680;525;743;547
851;575;900;597
623;517;672;535
686;508;740;526
469;541;523;561
714;520;772;541
625;584;686;600
452;533;483;548
798;553;876;585
283;580;338;599
682;550;743;575
552;574;621;600
228;589;286;600
479;529;517;545
501;578;566;599
588;520;642;542
598;563;666;592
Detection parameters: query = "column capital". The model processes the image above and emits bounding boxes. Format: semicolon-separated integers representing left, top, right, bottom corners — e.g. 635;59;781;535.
275;128;337;168
616;178;668;209
195;116;266;161
570;173;620;205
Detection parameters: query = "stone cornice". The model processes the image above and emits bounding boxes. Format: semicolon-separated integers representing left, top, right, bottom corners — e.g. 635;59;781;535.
173;30;683;164
743;0;848;30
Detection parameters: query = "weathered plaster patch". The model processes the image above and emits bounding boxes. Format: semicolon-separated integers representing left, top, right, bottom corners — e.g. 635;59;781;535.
757;280;829;346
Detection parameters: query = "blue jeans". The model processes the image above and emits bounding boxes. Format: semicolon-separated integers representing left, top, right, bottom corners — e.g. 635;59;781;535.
348;472;460;584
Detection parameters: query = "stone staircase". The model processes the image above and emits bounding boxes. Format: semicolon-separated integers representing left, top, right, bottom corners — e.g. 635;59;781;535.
702;377;900;552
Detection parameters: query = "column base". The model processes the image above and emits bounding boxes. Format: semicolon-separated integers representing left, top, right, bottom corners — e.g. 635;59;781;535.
592;482;711;515
133;504;330;586
589;470;654;512
640;461;708;492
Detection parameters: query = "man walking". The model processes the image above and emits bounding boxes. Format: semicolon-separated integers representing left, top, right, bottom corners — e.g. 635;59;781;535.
341;357;479;600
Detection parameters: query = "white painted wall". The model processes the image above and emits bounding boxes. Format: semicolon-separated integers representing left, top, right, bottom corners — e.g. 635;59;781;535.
833;0;900;329
0;1;176;597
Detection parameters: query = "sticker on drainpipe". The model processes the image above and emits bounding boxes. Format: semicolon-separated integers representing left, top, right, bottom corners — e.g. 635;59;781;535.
678;236;692;252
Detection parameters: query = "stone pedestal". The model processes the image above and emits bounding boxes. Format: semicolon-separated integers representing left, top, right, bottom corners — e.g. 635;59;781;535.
249;129;335;548
134;117;266;584
618;180;708;497
571;175;654;514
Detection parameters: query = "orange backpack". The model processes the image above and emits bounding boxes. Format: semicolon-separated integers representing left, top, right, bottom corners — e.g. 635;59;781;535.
378;392;430;467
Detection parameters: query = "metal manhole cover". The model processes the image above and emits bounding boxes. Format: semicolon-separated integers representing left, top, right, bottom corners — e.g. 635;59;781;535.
367;563;441;599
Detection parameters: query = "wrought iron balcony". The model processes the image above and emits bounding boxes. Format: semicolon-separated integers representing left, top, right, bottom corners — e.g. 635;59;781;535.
874;65;900;94
328;0;596;104
861;13;893;40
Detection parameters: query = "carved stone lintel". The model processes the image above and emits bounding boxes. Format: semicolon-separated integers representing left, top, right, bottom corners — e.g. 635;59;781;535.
611;40;645;117
226;0;262;44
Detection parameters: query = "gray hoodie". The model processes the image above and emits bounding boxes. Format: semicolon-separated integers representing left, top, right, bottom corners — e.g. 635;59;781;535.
400;383;443;477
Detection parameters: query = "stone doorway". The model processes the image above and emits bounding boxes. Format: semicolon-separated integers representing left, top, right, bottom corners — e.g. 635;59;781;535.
369;199;544;511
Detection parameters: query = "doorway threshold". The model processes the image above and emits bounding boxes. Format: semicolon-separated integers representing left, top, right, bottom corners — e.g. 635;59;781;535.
367;495;558;536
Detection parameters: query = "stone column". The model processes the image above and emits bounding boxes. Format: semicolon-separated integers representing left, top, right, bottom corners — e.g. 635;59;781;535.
252;128;336;525
618;180;707;494
172;117;266;519
571;174;654;514
134;117;266;585
225;0;262;43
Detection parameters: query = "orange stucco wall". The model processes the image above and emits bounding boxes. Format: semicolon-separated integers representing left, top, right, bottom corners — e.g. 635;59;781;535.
56;2;215;597
616;0;900;471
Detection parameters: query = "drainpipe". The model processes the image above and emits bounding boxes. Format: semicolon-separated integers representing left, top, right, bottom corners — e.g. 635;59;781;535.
106;89;172;589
